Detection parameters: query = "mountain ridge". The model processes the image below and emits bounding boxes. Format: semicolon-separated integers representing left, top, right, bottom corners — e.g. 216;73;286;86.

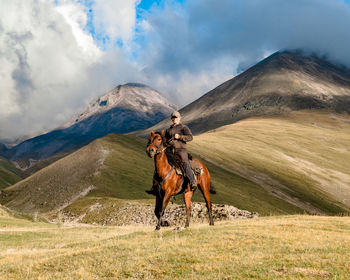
137;50;350;136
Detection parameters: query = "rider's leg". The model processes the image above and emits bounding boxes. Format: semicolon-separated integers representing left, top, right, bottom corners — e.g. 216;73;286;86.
176;149;196;189
146;174;158;195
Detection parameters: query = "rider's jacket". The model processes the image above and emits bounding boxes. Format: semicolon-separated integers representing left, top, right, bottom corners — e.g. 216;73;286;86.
165;123;193;149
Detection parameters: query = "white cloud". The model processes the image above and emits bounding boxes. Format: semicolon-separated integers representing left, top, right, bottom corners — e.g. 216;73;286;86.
137;0;350;106
92;0;140;44
0;0;139;140
56;0;102;59
2;0;350;140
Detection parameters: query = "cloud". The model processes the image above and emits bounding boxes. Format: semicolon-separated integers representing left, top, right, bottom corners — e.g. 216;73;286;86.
92;0;140;45
0;0;139;140
2;0;350;140
138;0;350;105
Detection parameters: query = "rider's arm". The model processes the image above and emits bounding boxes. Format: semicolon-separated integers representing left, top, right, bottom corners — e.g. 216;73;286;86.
165;129;173;145
179;125;193;142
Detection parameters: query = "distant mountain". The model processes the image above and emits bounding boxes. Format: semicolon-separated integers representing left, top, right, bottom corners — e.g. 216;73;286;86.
140;50;350;135
0;143;8;155
4;83;177;167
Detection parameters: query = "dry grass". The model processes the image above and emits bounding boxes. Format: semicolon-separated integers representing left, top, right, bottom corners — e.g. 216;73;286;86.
0;212;349;279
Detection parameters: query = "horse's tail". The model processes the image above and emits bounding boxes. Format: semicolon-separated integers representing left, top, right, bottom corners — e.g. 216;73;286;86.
209;182;216;194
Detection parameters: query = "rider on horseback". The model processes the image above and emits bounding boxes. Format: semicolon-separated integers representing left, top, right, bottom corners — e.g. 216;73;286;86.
146;111;196;195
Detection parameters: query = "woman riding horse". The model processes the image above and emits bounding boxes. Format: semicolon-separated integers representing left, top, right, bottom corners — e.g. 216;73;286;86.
146;111;196;194
146;112;215;229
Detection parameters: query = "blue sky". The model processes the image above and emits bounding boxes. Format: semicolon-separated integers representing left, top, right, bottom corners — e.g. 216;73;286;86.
82;0;185;50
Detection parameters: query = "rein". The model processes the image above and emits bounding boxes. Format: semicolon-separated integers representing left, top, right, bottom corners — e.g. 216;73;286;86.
155;166;174;189
149;135;167;155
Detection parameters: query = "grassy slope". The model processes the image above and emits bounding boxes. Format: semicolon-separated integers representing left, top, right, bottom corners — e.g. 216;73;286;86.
188;110;350;215
89;133;154;199
0;156;22;189
0;213;349;279
2;110;349;217
71;133;303;216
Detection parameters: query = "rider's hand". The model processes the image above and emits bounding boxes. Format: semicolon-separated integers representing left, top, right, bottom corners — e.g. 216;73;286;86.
174;133;180;139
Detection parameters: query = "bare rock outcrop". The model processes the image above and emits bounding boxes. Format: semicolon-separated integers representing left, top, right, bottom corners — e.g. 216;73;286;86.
59;202;258;226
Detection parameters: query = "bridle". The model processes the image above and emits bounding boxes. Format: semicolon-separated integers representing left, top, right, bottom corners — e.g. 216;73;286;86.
147;134;166;155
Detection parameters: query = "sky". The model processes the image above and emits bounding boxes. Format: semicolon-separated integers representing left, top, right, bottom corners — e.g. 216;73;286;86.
1;0;350;140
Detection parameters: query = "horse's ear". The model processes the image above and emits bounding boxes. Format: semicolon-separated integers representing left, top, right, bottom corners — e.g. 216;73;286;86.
151;131;155;136
160;130;166;142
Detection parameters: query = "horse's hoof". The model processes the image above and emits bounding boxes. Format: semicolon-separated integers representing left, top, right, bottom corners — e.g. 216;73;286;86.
161;220;169;227
155;225;160;230
209;221;214;226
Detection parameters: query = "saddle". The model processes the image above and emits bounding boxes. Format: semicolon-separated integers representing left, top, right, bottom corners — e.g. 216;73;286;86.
174;159;203;176
165;148;203;177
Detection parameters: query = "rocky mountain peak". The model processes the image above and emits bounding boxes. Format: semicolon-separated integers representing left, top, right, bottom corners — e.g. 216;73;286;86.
62;83;177;128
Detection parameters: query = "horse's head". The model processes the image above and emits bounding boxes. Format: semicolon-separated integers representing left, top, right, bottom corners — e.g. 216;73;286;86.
146;130;165;158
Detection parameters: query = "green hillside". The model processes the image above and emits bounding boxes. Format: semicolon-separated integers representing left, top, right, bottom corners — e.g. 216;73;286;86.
0;156;22;189
189;110;350;215
1;110;349;220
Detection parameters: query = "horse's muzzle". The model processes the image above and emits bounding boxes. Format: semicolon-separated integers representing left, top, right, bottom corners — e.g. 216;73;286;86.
146;146;156;158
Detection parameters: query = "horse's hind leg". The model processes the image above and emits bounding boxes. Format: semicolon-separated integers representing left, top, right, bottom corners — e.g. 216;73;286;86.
199;180;214;226
183;190;193;228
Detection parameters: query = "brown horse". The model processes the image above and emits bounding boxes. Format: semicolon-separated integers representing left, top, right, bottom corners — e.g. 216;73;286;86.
146;130;215;230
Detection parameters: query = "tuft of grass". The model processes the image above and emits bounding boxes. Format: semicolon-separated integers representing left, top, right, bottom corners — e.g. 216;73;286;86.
0;214;349;279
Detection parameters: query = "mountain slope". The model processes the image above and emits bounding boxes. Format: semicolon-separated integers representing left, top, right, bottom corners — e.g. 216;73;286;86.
5;83;176;167
139;50;350;135
0;143;8;155
0;156;22;189
0;133;304;217
188;110;350;213
0;134;154;214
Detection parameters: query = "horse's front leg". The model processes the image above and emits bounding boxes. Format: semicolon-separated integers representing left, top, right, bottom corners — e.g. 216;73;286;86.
155;195;163;230
155;192;172;230
183;190;193;228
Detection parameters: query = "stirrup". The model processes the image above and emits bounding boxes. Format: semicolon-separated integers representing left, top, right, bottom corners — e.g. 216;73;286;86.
146;187;158;195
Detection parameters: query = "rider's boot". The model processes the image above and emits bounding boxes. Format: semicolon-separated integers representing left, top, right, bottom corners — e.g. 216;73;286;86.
183;161;197;191
146;179;158;195
145;186;158;195
190;178;197;190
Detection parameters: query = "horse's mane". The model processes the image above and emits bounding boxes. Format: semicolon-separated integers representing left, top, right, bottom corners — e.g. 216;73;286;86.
154;131;183;169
